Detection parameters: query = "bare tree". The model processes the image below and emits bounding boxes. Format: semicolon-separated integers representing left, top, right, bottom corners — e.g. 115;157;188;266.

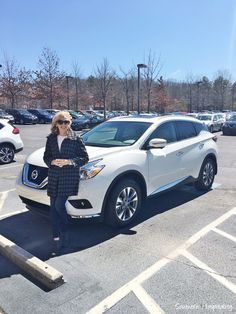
94;58;114;119
0;54;31;108
185;74;195;112
213;72;231;111
143;50;162;112
34;47;64;109
231;81;236;110
71;60;83;111
119;67;136;114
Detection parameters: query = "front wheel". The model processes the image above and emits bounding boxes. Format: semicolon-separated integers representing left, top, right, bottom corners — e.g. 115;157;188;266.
105;178;143;228
195;158;216;191
0;144;15;164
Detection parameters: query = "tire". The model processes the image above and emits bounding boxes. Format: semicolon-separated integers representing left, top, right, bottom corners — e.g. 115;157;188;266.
0;144;15;164
195;158;216;191
105;178;143;228
209;125;213;133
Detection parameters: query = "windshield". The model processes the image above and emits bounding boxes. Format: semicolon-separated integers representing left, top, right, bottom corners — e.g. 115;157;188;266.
198;115;212;121
82;121;152;147
228;115;236;121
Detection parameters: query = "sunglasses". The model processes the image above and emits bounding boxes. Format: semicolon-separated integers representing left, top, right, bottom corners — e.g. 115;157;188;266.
57;120;70;125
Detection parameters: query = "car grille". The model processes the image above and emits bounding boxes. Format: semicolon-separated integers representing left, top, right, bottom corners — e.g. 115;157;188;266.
23;163;48;189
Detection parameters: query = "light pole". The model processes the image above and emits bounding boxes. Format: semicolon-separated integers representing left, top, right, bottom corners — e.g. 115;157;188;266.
196;81;202;112
66;76;72;110
137;63;147;114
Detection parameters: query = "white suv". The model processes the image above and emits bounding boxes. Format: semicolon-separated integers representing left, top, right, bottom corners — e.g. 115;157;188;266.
0;119;24;164
16;115;217;227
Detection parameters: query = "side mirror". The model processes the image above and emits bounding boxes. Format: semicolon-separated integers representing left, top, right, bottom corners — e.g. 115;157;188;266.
148;138;167;149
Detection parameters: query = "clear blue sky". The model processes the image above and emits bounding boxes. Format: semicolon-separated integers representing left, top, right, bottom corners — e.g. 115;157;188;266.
1;0;236;81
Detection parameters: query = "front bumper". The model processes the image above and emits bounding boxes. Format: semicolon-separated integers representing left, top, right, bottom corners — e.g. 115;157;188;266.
16;170;109;219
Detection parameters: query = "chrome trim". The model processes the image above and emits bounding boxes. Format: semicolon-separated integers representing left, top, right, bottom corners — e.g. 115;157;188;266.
22;163;48;189
70;214;100;219
150;176;189;195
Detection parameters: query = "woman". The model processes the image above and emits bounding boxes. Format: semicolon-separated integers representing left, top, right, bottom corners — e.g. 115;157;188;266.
43;111;89;256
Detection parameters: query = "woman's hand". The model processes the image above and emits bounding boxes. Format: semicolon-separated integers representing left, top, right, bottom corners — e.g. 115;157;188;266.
51;159;72;167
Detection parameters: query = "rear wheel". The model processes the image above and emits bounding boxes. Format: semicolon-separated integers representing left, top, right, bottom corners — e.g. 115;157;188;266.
105;178;143;228
195;158;216;191
0;144;15;164
209;125;213;133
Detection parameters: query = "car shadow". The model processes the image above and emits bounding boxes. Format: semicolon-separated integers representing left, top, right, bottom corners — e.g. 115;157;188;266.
0;184;208;288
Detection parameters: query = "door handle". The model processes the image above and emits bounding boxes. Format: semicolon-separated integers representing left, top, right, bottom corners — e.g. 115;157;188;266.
176;151;184;157
199;143;204;149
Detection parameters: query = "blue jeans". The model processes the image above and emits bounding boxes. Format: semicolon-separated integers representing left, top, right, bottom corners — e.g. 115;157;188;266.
50;196;69;238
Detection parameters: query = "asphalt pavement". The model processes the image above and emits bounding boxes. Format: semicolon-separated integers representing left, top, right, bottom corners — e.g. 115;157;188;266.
0;125;235;314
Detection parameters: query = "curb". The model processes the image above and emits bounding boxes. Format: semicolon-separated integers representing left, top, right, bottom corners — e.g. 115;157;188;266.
0;235;64;290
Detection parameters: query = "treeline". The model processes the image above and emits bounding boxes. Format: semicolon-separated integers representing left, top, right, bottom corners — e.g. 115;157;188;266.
0;47;235;113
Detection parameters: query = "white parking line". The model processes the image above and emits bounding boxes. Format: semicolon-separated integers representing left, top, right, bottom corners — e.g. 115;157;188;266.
87;207;236;314
212;227;236;243
0;189;16;211
132;285;165;314
182;250;236;294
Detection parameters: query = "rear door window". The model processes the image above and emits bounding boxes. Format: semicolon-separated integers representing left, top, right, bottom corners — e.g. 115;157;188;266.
175;121;197;140
193;122;208;134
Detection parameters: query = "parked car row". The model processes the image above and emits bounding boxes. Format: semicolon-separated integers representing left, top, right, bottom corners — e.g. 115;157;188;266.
185;111;236;135
3;109;53;124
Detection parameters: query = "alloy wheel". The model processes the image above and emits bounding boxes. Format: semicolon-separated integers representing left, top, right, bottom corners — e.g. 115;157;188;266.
115;187;138;222
202;162;214;187
0;146;14;164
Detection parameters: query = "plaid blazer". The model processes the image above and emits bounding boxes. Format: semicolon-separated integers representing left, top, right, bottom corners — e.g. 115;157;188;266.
43;129;89;197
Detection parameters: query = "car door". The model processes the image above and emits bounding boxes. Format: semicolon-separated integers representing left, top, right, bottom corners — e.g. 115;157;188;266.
145;121;184;195
175;120;204;178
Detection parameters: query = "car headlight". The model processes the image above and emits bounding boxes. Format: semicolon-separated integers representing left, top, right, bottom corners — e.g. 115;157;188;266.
80;159;105;180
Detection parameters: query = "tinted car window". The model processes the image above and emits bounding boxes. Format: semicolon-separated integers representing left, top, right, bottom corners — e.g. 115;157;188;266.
0;123;3;130
175;121;197;140
148;121;177;143
193;122;208;134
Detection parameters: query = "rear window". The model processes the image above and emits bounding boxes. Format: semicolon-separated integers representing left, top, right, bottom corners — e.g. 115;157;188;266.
175;121;197;140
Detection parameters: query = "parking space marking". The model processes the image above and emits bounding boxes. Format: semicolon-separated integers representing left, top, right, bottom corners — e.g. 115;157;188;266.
87;207;236;314
182;250;236;295
132;285;165;314
0;189;15;211
212;227;236;243
0;209;28;220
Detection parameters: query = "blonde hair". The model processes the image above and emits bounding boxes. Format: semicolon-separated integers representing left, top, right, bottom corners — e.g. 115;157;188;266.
51;111;72;134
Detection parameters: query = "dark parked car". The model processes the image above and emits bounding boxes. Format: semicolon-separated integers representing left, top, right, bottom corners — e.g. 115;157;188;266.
84;113;104;128
71;115;90;131
0;109;14;122
5;109;38;124
222;114;236;135
28;109;53;123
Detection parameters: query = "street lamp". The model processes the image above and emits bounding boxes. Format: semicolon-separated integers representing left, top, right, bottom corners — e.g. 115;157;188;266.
196;80;202;112
137;63;147;114
66;75;73;110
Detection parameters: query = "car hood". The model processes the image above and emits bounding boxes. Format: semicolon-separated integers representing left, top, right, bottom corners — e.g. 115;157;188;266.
26;145;125;168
